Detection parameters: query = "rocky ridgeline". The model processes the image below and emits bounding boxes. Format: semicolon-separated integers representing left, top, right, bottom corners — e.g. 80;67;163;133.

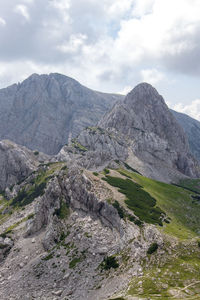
0;164;163;300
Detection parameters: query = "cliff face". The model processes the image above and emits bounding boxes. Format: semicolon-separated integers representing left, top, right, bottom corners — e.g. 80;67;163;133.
0;140;49;190
0;73;121;155
171;109;200;162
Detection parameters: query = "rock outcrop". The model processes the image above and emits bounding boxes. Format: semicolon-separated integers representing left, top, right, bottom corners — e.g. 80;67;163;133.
0;140;48;190
57;127;128;170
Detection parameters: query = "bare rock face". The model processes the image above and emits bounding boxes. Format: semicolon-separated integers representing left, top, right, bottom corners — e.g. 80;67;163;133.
0;237;14;262
98;83;200;181
0;73;121;155
0;140;45;190
57;127;128;170
25;166;123;250
171;109;200;162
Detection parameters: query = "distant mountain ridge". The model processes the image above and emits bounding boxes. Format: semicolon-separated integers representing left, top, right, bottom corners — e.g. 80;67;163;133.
0;73;200;163
171;110;200;162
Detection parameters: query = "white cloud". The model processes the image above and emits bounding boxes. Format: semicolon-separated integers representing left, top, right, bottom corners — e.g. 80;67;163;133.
57;34;87;54
119;86;132;95
0;17;6;26
0;0;200;98
173;99;200;121
15;4;30;21
140;69;164;85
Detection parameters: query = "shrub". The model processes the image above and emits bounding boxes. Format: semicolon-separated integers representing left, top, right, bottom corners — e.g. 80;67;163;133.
197;240;200;248
34;151;39;156
42;253;54;261
147;243;158;254
54;201;69;219
112;201;124;218
101;256;119;270
93;172;99;176
104;168;110;174
69;257;81;269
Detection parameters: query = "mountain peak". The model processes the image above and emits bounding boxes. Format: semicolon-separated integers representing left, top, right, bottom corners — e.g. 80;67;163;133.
124;82;164;107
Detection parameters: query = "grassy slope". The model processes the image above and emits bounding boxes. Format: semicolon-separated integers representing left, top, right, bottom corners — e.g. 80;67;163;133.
106;169;200;299
119;169;200;240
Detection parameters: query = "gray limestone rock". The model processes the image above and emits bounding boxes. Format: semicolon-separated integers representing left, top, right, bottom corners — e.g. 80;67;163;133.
0;73;121;155
99;83;200;181
171;109;200;162
0;140;45;190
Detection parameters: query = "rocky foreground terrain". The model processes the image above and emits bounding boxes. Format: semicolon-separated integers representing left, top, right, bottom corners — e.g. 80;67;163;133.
0;82;200;299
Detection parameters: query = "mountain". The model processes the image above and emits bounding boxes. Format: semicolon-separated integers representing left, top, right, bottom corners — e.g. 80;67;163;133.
0;73;122;155
0;73;200;164
59;83;199;183
0;81;200;299
171;109;200;161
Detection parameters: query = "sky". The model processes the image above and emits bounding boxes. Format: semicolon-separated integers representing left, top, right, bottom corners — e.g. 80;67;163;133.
0;0;200;119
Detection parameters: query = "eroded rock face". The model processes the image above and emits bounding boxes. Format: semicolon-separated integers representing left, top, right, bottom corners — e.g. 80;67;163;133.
171;109;200;162
57;127;128;170
0;237;14;262
0;140;43;190
25;167;123;250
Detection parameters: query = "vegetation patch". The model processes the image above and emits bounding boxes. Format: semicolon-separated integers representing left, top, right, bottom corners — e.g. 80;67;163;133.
117;169;200;239
27;213;35;220
112;200;124;219
42;252;54;261
100;255;119;270
93;172;99;176
34;151;39;156
110;298;125;300
69;256;82;269
103;168;110;175
61;165;68;171
147;243;158;254
71;139;88;152
103;175;165;225
123;162;142;175
10;164;61;207
54;200;69;219
11;181;47;207
86;126;105;135
176;178;200;194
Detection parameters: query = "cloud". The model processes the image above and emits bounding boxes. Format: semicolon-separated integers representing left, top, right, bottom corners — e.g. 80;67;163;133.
140;69;164;85
0;17;6;26
0;0;200;96
173;99;200;121
15;4;30;21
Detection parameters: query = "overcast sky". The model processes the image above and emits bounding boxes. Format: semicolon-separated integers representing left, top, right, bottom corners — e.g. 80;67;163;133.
0;0;200;119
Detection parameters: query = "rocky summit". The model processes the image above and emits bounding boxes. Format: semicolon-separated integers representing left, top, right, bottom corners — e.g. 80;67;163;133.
0;79;200;299
0;73;121;155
